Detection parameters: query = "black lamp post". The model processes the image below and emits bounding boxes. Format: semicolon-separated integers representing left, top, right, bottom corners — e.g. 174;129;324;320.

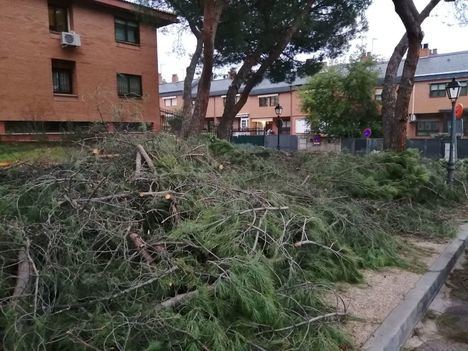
446;78;462;184
274;104;283;150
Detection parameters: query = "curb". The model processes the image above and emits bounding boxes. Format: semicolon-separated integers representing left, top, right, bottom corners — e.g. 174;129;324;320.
362;223;468;351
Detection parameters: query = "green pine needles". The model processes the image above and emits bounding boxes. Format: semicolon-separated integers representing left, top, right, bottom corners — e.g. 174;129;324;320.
0;134;465;350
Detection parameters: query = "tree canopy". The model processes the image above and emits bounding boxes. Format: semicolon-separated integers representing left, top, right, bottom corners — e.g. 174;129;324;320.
301;59;381;138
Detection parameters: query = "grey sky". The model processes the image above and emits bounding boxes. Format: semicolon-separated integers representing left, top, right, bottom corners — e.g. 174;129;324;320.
157;0;468;82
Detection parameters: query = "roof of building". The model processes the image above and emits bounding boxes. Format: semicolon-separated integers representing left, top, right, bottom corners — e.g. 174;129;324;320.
160;50;468;97
375;50;468;83
89;0;177;27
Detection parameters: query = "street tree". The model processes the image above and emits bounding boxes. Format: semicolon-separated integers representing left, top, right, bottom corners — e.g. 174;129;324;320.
382;0;462;151
215;0;372;139
301;59;381;137
142;0;370;139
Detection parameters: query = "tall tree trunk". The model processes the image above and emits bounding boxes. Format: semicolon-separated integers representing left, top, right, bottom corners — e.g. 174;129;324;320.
181;24;203;120
216;0;315;140
180;0;225;139
382;0;441;150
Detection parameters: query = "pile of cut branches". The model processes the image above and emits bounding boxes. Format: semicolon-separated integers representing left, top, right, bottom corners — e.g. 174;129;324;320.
0;134;465;351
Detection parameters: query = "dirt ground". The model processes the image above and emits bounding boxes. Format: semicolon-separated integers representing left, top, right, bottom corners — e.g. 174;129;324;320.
405;251;468;351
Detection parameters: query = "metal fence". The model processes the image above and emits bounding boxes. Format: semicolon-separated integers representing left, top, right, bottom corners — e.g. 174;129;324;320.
264;135;298;151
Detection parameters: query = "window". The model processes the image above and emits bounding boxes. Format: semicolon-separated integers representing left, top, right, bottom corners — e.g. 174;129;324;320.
115;18;140;44
375;88;383;101
416;120;439;136
460;81;468;96
259;95;279;107
240;117;249;130
48;3;69;32
222;95;240;106
429;83;446;98
52;59;74;94
295;118;310;134
117;74;142;97
163;97;177;107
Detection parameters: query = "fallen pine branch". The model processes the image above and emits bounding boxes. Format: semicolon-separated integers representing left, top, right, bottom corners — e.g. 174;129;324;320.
54;267;178;311
135;151;142;178
139;191;178;199
293;240;342;256
136;144;157;173
155;284;216;311
268;312;347;334
239;207;289;215
10;246;32;308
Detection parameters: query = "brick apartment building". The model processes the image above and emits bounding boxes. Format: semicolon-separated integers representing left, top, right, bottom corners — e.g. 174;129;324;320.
160;46;468;139
0;0;176;141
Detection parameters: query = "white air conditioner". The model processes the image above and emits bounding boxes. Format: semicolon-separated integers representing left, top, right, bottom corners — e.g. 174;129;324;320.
409;114;417;122
61;32;81;47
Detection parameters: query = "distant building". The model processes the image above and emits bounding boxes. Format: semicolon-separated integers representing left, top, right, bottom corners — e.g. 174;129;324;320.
0;0;176;141
375;46;468;138
160;45;468;138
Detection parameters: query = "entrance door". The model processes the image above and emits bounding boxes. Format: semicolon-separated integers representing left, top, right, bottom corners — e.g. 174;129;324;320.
240;117;249;131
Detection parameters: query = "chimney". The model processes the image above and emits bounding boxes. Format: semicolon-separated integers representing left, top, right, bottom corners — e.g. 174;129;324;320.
158;73;163;84
171;74;179;83
360;51;372;62
420;43;430;57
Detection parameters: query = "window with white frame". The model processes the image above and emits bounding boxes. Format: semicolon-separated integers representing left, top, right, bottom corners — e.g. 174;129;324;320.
295;118;310;134
429;83;446;98
163;96;177;107
375;88;383;101
240;117;249;130
460;81;468;96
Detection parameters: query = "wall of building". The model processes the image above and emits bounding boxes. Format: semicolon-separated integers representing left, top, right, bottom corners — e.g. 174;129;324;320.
0;0;160;132
411;79;468;115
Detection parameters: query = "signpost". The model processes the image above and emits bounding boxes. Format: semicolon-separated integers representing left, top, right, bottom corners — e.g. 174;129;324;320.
362;128;372;138
455;103;464;120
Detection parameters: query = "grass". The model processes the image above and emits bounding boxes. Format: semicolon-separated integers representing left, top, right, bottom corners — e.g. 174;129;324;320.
0;143;77;164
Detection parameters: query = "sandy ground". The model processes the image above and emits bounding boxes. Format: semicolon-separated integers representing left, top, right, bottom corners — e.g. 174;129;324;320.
328;238;448;349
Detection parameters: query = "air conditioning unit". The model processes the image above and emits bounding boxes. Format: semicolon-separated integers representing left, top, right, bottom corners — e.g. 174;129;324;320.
61;32;81;47
409;113;417;122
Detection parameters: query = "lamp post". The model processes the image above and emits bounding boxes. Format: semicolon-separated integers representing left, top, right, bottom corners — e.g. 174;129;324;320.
446;78;462;184
274;104;283;150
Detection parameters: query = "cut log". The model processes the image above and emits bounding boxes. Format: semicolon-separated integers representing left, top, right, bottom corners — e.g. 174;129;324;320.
129;233;154;265
10;248;32;307
135;151;142;178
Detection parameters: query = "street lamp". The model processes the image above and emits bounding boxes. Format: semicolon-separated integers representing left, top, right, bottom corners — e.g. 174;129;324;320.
274;104;283;150
446;78;462;184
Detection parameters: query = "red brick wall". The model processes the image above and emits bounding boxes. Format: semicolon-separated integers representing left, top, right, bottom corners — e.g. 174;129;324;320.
0;0;161;131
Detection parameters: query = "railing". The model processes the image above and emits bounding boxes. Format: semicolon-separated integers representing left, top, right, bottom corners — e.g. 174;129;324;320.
231;128;266;136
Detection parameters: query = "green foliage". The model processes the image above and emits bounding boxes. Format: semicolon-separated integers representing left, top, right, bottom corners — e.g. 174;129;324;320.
0;134;465;350
301;59;381;137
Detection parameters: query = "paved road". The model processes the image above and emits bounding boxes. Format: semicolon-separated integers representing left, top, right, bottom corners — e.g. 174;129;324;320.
405;250;468;351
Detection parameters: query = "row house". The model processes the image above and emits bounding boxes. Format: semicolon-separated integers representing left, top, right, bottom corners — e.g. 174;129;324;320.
0;0;176;141
377;46;468;138
160;76;311;136
160;46;468;138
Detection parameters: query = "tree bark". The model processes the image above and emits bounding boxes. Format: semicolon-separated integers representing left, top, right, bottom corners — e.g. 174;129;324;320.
382;0;441;150
181;23;203;120
180;0;226;138
216;0;316;140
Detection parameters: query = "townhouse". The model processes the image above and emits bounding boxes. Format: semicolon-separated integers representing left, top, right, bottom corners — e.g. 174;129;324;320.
159;46;468;139
0;0;176;141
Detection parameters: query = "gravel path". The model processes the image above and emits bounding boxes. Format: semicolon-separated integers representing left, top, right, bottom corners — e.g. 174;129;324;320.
405;250;468;351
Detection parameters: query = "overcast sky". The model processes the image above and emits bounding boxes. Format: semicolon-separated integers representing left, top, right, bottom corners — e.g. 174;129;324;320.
157;0;468;82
